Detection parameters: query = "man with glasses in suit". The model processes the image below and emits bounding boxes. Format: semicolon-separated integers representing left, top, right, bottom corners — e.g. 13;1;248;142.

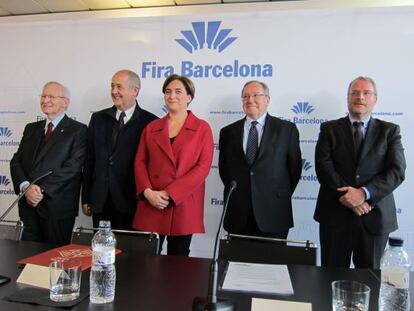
314;76;406;269
10;81;87;244
219;80;302;239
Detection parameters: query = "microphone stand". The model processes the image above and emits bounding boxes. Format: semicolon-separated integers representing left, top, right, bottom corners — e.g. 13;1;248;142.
0;170;53;222
0;170;53;286
192;181;237;311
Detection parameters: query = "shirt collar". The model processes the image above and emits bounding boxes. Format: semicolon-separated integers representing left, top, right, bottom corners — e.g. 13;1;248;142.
117;104;136;122
348;114;371;129
46;112;65;129
246;113;267;127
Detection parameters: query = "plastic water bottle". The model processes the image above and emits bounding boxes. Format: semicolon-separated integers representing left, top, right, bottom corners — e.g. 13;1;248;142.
379;237;410;311
90;220;117;304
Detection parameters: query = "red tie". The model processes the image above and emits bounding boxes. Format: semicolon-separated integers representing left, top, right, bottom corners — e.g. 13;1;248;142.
44;122;53;141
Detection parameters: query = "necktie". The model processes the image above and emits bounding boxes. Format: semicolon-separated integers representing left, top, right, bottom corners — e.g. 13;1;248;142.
112;111;126;150
44;122;53;142
246;121;258;165
353;121;364;156
119;111;126;128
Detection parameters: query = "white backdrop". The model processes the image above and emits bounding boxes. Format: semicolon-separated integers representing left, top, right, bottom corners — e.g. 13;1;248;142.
0;2;412;263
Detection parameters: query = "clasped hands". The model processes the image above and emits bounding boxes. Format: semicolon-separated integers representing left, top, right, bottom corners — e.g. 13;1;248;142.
337;186;372;216
24;184;44;207
144;189;170;210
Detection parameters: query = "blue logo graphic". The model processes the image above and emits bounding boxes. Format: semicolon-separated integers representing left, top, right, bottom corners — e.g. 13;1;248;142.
176;21;237;53
291;102;315;115
0;175;11;186
0;127;12;137
302;159;312;171
161;105;169;114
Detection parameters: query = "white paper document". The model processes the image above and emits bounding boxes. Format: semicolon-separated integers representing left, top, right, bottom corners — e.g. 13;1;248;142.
252;298;311;311
221;261;294;295
16;264;50;289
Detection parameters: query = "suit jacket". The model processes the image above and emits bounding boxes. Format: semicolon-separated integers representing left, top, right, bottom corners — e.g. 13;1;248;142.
133;111;214;235
219;114;302;234
82;103;157;214
314;116;406;234
10;115;87;220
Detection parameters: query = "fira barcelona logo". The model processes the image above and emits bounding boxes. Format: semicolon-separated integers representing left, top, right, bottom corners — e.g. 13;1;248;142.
0;175;11;187
176;21;237;53
0;127;12;137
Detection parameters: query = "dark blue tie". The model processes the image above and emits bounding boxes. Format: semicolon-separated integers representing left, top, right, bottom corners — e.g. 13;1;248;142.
246;121;258;165
353;121;364;156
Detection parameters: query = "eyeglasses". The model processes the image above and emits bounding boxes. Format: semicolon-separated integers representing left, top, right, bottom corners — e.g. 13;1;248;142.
349;90;376;97
241;93;267;101
39;94;66;100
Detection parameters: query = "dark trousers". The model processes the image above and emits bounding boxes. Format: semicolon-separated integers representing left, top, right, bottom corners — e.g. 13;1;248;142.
93;192;134;230
243;208;289;239
21;206;74;245
159;234;193;256
320;217;389;269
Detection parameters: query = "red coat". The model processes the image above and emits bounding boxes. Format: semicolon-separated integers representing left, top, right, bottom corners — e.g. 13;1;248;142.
133;111;214;235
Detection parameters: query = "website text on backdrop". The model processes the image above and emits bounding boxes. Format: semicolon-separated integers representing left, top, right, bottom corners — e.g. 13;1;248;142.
10;81;87;244
314;76;406;269
219;80;302;239
133;74;214;256
81;69;157;230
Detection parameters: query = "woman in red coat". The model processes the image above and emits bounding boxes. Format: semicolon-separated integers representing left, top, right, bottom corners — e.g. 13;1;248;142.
133;74;214;256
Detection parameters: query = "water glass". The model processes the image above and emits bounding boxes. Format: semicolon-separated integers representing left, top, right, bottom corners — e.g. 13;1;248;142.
49;259;82;302
332;280;370;311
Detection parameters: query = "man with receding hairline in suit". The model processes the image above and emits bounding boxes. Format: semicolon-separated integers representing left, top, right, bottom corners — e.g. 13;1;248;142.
314;76;406;269
82;69;157;230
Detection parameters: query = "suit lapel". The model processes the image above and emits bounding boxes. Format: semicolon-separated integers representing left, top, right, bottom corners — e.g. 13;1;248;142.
255;114;275;163
172;112;198;156
338;117;357;162
32;121;46;165
231;118;246;164
152;117;175;164
359;118;379;161
34;115;70;166
105;107;117;154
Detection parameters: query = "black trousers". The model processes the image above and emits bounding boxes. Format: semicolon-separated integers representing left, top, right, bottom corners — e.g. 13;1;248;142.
320;217;389;269
93;192;134;230
159;234;193;256
21;206;74;245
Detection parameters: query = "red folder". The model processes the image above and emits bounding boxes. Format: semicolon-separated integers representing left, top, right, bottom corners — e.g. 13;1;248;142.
17;244;122;271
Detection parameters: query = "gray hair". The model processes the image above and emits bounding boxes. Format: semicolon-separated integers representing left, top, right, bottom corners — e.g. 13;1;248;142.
347;76;377;96
43;81;70;99
241;80;270;96
119;69;141;90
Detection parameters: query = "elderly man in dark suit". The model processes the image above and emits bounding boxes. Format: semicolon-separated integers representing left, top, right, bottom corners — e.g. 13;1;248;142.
82;69;157;230
219;80;302;239
10;81;87;244
314;76;406;269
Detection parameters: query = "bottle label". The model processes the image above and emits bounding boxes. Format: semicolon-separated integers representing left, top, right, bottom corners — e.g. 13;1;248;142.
92;247;115;265
381;267;410;289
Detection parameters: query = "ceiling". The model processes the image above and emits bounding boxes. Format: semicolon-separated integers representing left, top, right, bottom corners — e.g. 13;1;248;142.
0;0;299;17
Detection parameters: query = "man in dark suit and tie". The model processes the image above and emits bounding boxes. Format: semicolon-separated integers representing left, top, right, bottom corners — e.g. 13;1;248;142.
314;76;406;269
82;69;157;230
219;80;302;239
10;81;87;244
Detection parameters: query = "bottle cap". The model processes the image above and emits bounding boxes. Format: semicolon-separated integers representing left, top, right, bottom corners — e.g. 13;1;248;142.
98;220;111;229
389;236;403;247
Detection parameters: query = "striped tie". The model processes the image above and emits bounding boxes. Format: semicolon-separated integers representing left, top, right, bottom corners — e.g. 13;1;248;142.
246;121;258;165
